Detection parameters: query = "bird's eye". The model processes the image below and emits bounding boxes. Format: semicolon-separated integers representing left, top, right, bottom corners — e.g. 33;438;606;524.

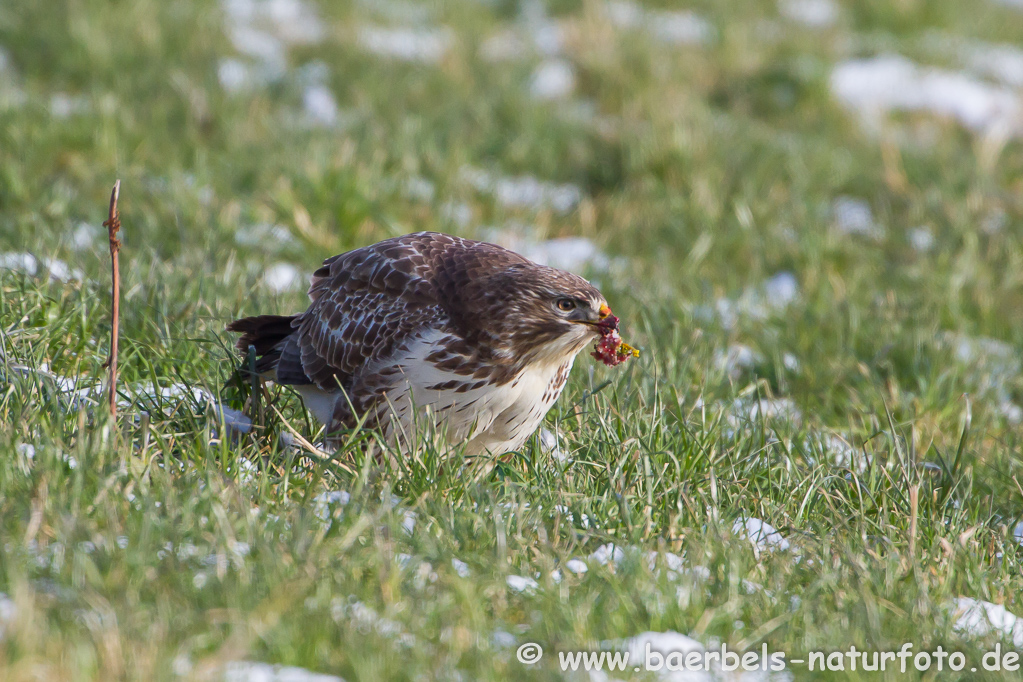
556;298;576;312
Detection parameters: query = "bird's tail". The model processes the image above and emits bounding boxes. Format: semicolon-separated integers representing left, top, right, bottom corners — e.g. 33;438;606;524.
226;314;299;374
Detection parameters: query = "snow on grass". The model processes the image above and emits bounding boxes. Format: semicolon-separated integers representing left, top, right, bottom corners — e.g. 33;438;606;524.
462;166;582;214
565;558;588;575
714;344;763;379
909;226;935;252
49;93;89;118
218;0;324;92
778;0;839;28
831;196;884;240
0;253;79;283
0;252;38;276
732;517;792;554
964;42;1023;88
701;272;800;330
805;432;865;472
262;262;304;292
590;543;626;566
0;593;14;641
831;55;1022;139
302;84;339;127
522;237;609;273
528;59;575;100
649;11;714;46
946;333;1023;422
506;574;539;593
235;222;295;247
357;26;452;63
603;2;713;46
539;427;567;462
950;597;1023;648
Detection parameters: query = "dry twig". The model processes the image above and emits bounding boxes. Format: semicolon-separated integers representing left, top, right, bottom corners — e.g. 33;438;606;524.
102;180;122;417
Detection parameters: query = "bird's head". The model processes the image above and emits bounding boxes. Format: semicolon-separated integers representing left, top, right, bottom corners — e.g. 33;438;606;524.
464;263;637;367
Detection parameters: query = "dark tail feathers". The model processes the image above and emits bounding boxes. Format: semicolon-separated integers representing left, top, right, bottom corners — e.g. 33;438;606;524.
226;314;299;373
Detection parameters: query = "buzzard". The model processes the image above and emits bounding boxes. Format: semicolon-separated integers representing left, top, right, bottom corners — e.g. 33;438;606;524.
228;232;636;456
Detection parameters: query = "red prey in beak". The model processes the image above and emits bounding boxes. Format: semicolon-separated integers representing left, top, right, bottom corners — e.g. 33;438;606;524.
591;304;639;367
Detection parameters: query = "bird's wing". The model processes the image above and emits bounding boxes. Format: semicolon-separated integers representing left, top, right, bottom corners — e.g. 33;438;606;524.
295;233;456;392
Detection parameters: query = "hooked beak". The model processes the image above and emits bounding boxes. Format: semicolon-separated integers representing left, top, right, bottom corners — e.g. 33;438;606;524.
574;303;618;332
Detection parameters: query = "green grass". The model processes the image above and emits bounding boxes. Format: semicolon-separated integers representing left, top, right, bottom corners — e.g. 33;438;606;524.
2;0;1023;679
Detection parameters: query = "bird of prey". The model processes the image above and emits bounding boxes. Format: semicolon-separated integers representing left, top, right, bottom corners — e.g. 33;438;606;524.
228;231;637;456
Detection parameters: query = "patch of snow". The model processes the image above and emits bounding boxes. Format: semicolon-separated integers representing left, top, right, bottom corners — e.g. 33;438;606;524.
909;226;935;252
947;333;1020;418
748;398;801;423
706;272;801;329
832;196;884;240
357;26;452;63
990;0;1023;11
41;258;84;282
539;428;567;462
235;222;294;247
782;352;800;371
590;543;626;566
805;432;864;472
604;2;712;46
732;517;791;554
313;490;351;521
831;55;1022;139
451;558;470;578
565;558;588;574
492;630;517;648
439;201;472;227
649;11;714;46
530;22;565;57
506;574;539;593
302;84;339;126
463;167;582;214
605;1;644;28
50;93;89;118
404;176;435;202
714;344;762;379
0;252;38;276
223;0;324;45
779;0;839;28
70;222;99;250
217;57;270;92
16;443;35;460
223;661;344;682
0;255;81;282
529;59;575;100
523;237;609;273
965;43;1023;88
227;25;287;69
262;262;304;293
950;597;1023;648
0;593;15;640
218;0;324;92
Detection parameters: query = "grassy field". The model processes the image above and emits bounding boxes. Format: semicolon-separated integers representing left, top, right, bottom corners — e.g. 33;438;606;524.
3;0;1023;679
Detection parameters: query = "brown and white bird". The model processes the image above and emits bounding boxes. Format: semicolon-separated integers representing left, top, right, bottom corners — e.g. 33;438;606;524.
227;231;636;456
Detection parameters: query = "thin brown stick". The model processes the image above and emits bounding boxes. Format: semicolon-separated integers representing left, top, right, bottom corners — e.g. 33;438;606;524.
102;180;122;418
